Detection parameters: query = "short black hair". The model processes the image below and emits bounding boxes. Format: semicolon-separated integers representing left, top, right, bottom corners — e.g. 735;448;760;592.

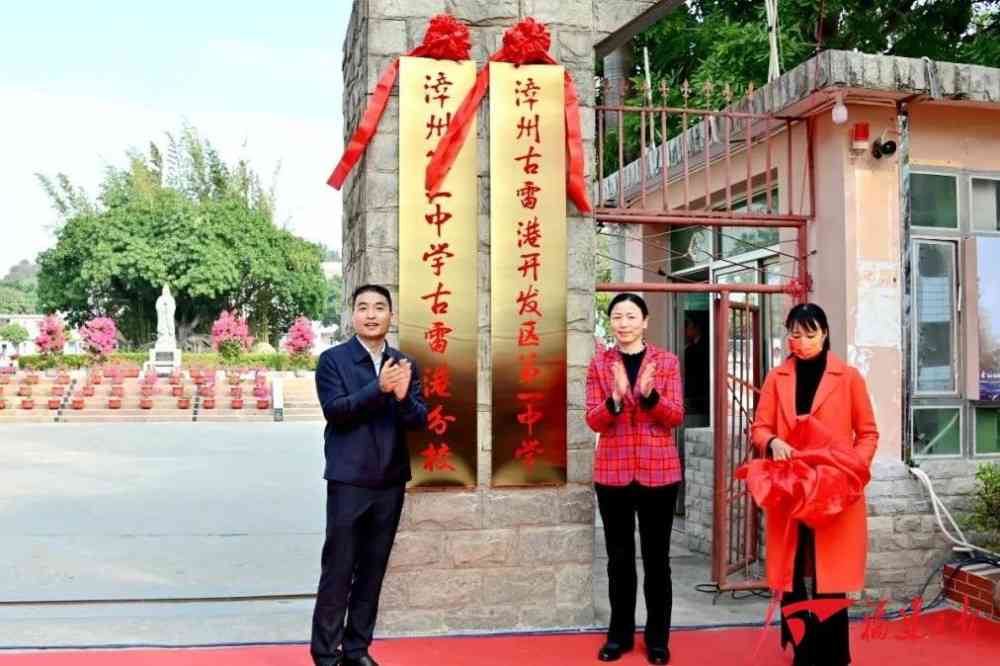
607;292;648;318
786;302;831;351
352;284;393;311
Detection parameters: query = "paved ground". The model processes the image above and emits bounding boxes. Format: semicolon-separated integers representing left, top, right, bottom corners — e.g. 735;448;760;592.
0;424;768;648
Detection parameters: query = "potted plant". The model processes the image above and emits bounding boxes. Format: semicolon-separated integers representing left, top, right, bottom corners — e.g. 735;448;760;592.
51;385;65;397
111;385;124;398
0;397;6;410
108;397;122;409
230;386;244;410
140;396;153;410
256;397;270;410
25;372;39;385
202;395;216;410
212;310;253;370
82;384;96;398
140;384;155;398
47;397;61;410
90;371;104;385
171;384;184;397
126;365;140;378
71;394;85;410
80;316;118;368
177;393;192;409
21;398;34;410
56;371;70;385
0;374;9;386
17;385;31;398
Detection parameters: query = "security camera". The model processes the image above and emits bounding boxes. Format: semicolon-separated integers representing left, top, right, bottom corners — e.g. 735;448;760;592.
872;129;897;159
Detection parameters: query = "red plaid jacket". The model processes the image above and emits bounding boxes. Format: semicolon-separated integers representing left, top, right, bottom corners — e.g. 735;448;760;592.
586;342;684;487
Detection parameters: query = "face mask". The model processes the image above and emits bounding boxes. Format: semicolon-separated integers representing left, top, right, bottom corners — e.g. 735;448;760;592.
789;335;824;360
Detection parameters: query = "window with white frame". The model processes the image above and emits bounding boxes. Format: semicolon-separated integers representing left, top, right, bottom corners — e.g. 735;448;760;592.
910;169;1000;459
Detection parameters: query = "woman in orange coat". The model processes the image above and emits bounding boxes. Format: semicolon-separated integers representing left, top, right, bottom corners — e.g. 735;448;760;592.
750;303;878;666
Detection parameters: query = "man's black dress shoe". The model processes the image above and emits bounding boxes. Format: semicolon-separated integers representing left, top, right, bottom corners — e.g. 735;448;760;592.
647;646;670;664
343;654;379;666
314;649;343;666
597;641;633;661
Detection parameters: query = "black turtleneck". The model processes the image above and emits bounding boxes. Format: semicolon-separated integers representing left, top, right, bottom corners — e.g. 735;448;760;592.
795;349;828;415
605;347;659;414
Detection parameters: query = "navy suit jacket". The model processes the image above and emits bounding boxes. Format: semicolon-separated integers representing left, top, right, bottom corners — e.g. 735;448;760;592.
315;336;428;487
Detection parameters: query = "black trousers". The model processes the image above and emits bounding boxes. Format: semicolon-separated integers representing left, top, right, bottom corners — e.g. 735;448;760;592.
311;481;404;665
595;481;680;650
780;525;851;666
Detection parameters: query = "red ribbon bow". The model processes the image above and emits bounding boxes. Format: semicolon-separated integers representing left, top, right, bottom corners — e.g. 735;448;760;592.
424;17;591;213
326;14;471;190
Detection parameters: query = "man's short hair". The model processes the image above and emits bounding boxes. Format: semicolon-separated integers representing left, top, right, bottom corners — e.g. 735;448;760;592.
352;284;393;311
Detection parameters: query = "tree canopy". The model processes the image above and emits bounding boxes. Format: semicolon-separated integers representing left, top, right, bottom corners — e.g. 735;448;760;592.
35;126;327;348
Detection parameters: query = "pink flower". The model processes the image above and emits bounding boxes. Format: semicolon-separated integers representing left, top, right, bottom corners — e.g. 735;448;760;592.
211;311;253;352
80;317;118;357
34;315;67;355
282;316;315;356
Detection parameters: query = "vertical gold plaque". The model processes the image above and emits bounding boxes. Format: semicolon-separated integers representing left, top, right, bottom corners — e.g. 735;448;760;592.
399;56;478;488
489;62;567;486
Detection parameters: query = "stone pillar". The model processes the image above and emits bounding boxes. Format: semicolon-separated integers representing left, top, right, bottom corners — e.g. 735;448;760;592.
338;0;657;634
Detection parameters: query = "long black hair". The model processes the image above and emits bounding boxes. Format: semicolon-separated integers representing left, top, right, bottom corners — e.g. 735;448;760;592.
785;302;831;351
607;292;648;318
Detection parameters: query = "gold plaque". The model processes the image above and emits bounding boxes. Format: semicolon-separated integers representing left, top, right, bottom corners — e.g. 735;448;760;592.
398;56;478;488
489;62;567;486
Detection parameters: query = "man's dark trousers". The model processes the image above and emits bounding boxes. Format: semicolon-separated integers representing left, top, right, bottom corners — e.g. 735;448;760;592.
311;481;404;663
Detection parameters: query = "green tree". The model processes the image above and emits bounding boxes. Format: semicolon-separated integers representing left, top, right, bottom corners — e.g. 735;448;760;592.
35;126;327;348
322;273;344;330
0;322;30;349
0;286;35;314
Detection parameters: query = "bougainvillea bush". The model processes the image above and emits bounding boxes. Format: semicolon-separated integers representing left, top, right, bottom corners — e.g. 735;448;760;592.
80;317;118;361
283;316;315;369
211;311;253;365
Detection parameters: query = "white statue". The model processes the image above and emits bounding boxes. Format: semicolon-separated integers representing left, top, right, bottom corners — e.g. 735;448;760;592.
155;284;177;348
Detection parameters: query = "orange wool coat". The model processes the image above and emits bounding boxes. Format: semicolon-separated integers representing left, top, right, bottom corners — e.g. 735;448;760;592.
750;352;879;593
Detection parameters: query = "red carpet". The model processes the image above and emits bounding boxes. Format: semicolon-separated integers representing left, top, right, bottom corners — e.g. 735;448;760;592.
3;611;998;665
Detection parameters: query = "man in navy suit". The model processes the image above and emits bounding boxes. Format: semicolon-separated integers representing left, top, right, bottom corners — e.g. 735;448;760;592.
310;284;427;666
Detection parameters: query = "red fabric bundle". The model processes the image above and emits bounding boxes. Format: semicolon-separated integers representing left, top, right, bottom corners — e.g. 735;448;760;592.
735;416;870;528
326;14;472;190
424;17;591;213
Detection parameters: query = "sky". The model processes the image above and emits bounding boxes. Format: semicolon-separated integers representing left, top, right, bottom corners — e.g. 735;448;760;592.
0;1;353;276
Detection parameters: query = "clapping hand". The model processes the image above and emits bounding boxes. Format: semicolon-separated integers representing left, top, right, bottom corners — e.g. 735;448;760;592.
379;358;403;394
638;363;657;398
393;359;412;401
612;360;630;404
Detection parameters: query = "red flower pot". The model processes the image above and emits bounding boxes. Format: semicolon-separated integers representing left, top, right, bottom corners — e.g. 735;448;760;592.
56;374;70;385
171;385;183;397
51;385;65;397
0;375;10;385
177;397;191;409
126;367;139;378
21;399;34;410
140;398;153;410
111;386;124;398
0;399;6;410
47;398;61;410
91;375;103;385
231;398;244;410
71;398;85;410
198;386;214;398
108;398;121;410
140;386;154;398
202;397;216;410
256;399;270;410
17;386;31;397
83;385;95;397
194;375;205;385
26;375;39;385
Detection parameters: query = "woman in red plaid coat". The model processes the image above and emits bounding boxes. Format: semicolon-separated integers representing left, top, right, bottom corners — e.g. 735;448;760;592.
586;293;684;665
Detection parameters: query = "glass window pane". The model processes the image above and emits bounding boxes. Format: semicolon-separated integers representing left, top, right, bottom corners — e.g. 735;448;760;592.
913;408;961;456
764;263;788;373
972;178;1000;231
975;408;1000;455
911;173;958;228
670;225;712;273
915;242;956;393
721;191;779;258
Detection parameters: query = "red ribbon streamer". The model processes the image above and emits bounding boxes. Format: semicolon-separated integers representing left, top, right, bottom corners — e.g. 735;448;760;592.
326;15;471;190
424;17;592;214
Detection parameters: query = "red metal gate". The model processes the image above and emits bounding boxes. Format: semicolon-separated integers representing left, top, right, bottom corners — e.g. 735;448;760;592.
711;293;765;591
